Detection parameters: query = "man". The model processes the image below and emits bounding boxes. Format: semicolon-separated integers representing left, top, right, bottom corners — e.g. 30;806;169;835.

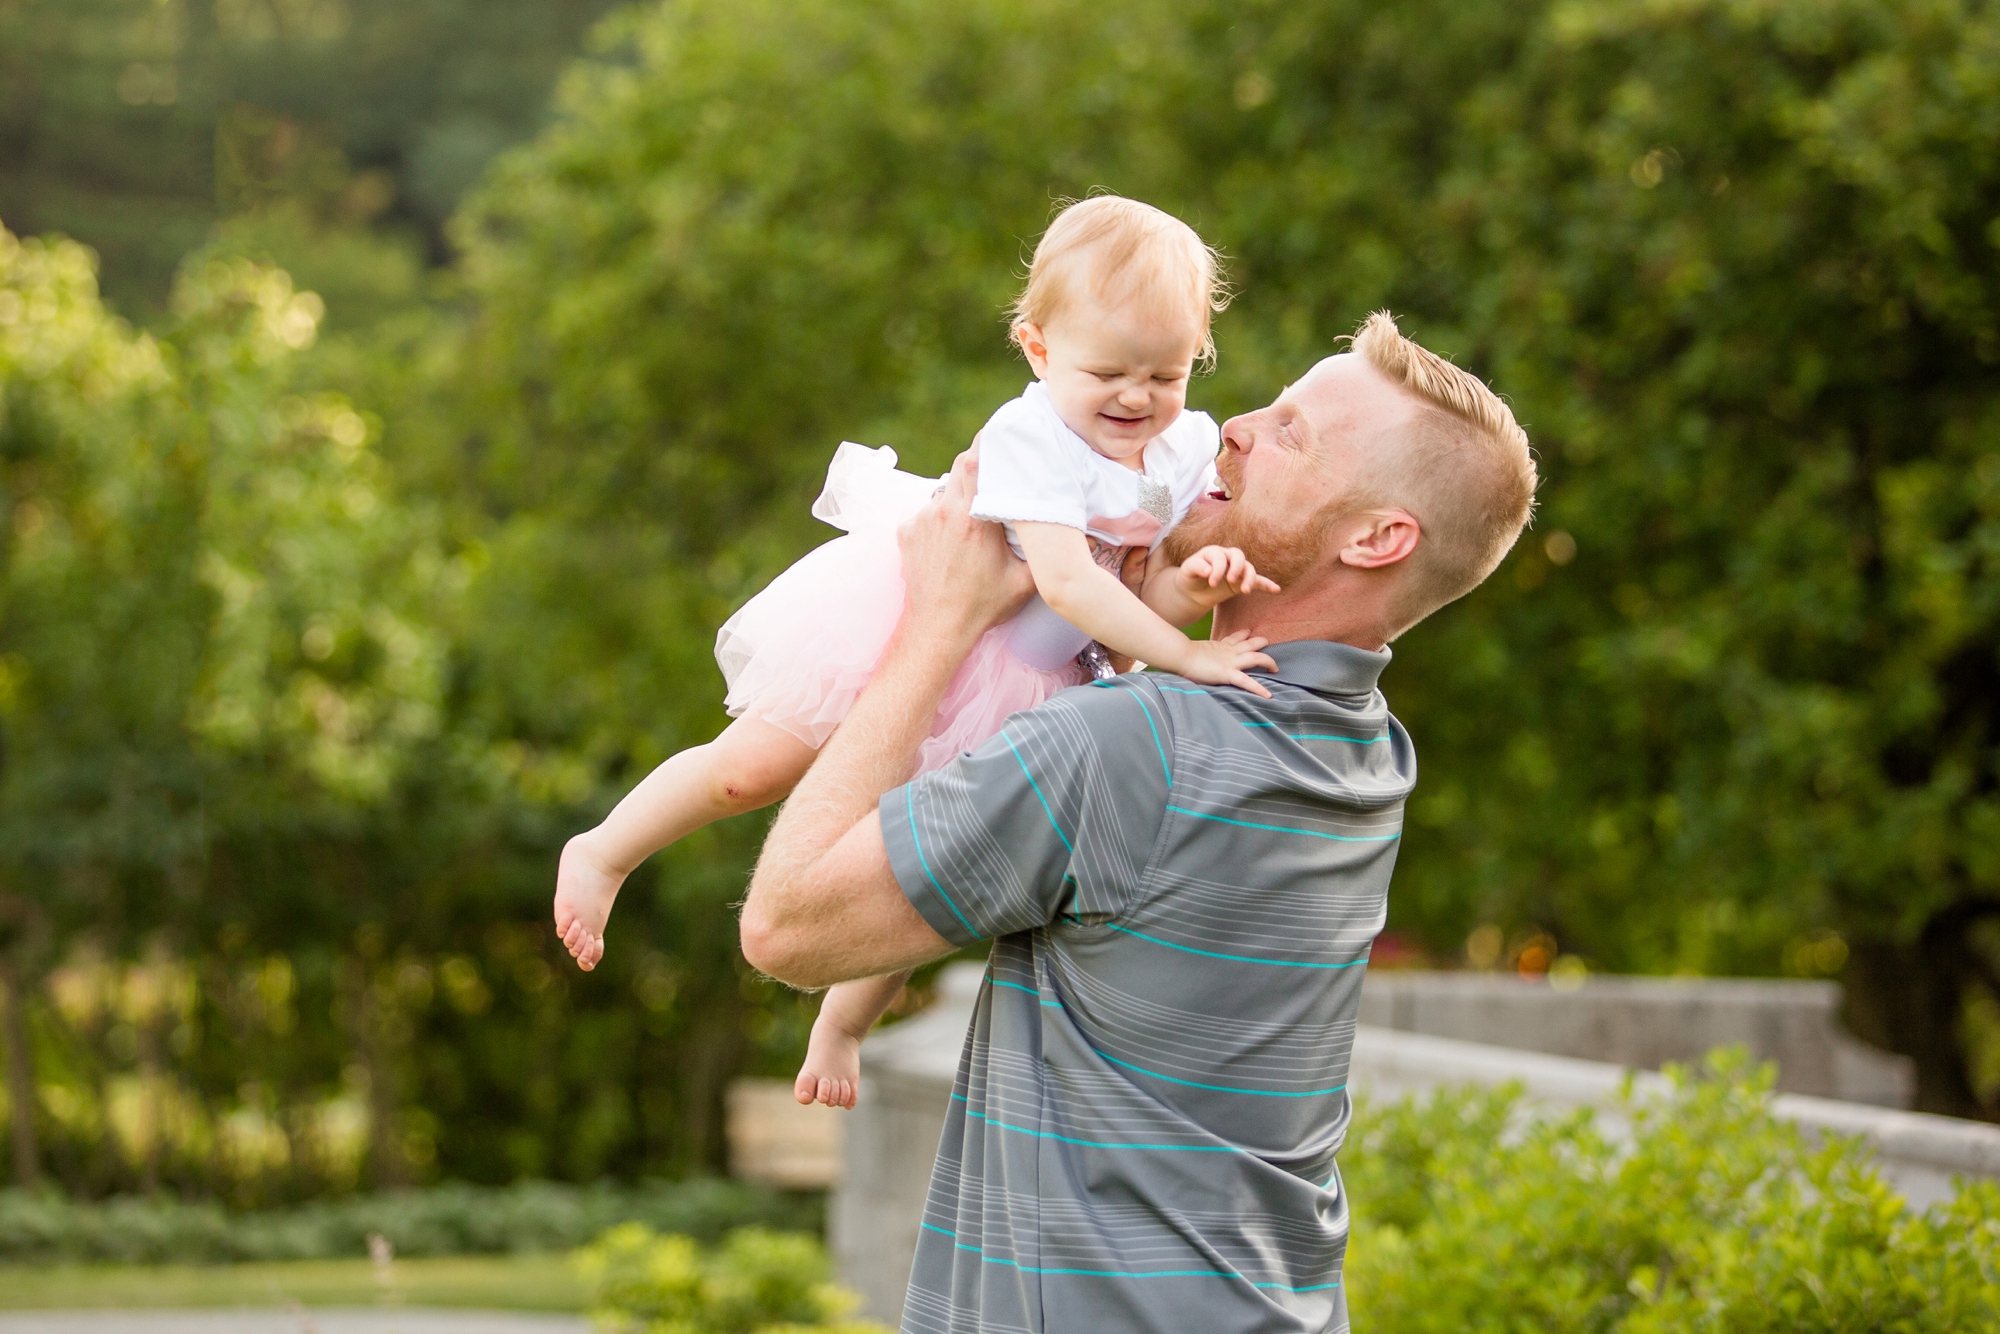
740;312;1536;1333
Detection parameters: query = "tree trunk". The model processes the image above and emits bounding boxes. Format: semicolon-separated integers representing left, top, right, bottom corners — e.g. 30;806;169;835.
0;953;41;1188
135;1018;162;1195
345;961;407;1189
1844;900;2000;1121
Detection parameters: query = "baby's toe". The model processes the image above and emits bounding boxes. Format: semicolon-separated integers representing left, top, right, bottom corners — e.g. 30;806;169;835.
794;1070;818;1105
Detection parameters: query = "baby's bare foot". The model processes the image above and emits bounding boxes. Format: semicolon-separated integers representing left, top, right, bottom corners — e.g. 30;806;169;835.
794;1023;864;1110
553;833;623;972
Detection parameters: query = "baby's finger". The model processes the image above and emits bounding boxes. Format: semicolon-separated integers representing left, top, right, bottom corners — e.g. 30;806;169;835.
1247;572;1282;594
1228;670;1275;699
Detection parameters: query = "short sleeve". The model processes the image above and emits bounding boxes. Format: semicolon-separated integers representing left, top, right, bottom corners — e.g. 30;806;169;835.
968;392;1089;530
880;680;1175;944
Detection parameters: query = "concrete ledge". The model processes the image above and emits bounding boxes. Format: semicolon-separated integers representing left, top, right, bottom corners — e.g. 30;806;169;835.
1358;970;1914;1106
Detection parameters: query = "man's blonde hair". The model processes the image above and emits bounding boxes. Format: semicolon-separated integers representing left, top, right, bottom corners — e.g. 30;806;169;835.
1009;196;1229;369
1351;311;1537;635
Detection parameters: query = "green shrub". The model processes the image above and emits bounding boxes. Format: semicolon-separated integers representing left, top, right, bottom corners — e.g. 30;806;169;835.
1343;1056;2000;1332
576;1224;887;1333
0;1177;818;1267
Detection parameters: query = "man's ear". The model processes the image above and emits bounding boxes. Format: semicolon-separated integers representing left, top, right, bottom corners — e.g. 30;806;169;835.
1338;510;1421;570
1015;322;1051;377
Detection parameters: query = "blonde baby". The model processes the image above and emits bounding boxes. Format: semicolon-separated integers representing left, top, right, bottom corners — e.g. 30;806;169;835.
553;196;1278;1108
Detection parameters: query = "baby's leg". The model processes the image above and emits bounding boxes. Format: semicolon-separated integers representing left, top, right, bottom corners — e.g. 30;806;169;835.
796;971;912;1109
556;716;818;970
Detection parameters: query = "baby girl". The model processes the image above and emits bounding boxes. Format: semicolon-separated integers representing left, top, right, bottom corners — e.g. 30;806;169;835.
553;195;1278;1107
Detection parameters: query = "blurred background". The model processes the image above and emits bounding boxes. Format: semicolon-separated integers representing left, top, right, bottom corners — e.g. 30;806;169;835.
0;0;1995;1223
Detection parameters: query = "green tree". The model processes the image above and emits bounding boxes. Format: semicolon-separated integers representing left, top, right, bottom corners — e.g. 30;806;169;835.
452;0;2000;1116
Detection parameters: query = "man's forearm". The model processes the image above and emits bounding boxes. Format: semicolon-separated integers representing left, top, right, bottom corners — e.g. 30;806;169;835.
740;456;1030;985
760;638;953;876
744;608;984;946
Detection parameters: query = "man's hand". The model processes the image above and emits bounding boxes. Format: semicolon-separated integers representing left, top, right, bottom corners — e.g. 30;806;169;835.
1174;545;1282;612
895;450;1035;648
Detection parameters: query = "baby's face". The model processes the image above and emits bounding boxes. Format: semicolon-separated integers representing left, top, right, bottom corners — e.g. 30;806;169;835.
1019;297;1200;466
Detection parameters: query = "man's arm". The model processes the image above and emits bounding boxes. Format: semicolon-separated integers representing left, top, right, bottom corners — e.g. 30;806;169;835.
738;455;1034;990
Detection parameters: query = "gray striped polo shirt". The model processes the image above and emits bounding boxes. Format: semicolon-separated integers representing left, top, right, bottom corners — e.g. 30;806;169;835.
879;639;1414;1334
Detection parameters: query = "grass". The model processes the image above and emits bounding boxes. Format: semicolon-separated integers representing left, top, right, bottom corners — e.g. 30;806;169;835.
0;1253;587;1311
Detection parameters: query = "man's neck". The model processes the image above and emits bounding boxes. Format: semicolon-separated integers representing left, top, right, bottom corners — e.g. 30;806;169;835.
1213;572;1394;653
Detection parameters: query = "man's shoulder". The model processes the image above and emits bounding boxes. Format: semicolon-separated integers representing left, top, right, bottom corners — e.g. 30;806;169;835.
1021;675;1180;768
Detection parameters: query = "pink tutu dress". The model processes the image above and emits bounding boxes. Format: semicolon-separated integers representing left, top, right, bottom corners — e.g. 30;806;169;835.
715;382;1221;775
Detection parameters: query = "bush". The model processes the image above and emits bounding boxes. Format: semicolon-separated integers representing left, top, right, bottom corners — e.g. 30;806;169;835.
1342;1056;2000;1332
577;1224;887;1333
0;1177;818;1267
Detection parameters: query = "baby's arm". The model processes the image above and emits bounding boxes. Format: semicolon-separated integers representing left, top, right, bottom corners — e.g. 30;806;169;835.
1139;544;1282;627
795;970;912;1109
1014;522;1278;695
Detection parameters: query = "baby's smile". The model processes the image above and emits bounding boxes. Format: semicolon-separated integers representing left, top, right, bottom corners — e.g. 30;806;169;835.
1017;294;1199;465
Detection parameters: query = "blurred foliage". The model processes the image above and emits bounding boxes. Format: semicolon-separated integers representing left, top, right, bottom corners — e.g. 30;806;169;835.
1342;1056;2000;1331
2;0;1999;1201
0;222;816;1200
0;1177;816;1265
0;0;624;317
577;1223;887;1334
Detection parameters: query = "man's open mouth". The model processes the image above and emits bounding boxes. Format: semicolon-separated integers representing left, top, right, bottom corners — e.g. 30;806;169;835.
1208;477;1235;501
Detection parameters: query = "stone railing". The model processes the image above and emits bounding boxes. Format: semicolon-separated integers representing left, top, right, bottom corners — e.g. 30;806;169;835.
831;962;2000;1325
1357;969;1914;1106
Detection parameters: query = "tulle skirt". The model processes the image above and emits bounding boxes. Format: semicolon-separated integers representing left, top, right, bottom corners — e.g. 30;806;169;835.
715;443;1085;775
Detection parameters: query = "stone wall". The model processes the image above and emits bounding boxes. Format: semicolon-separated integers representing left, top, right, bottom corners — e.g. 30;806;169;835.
1356;970;1915;1106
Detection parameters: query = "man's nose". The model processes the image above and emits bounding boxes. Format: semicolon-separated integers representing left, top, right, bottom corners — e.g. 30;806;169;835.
1220;415;1256;454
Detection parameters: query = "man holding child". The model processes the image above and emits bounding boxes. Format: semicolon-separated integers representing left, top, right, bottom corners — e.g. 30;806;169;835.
740;313;1535;1333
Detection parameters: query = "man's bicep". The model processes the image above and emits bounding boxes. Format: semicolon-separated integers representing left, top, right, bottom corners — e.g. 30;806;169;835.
821;813;957;973
753;813;955;990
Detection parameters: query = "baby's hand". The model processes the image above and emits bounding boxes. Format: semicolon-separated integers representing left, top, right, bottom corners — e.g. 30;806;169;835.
794;1012;865;1110
1173;631;1277;698
554;833;625;972
1175;546;1281;610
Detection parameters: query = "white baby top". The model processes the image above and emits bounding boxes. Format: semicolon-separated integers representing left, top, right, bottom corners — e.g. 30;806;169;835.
970;381;1221;671
971;381;1220;553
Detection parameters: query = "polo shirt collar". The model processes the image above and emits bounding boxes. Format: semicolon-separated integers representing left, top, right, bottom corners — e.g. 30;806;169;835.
1252;639;1392;697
